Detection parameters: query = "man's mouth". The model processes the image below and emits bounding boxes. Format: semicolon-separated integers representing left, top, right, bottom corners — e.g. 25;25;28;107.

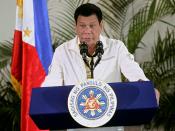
81;38;91;42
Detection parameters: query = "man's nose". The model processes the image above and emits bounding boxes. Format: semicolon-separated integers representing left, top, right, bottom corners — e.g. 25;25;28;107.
83;26;92;33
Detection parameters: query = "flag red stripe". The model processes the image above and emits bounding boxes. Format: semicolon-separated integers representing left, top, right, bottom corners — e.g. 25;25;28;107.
11;30;23;84
21;41;47;131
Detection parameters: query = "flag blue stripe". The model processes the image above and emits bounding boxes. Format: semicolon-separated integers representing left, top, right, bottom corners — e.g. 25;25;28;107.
33;0;53;74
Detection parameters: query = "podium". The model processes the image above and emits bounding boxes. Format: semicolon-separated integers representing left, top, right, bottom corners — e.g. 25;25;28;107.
29;81;158;130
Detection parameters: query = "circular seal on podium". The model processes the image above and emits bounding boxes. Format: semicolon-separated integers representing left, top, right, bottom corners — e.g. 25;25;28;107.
68;79;117;127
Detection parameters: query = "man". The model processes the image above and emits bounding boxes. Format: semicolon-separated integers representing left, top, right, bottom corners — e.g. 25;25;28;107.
42;3;149;86
42;3;159;131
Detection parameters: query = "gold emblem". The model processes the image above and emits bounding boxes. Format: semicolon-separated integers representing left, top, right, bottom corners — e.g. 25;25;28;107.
80;90;105;116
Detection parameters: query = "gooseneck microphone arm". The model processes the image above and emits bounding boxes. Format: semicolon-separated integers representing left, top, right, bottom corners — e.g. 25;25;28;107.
79;42;90;68
90;57;94;78
94;41;104;67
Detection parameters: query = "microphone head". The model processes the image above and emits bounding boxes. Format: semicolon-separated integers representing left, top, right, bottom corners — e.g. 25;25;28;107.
79;41;88;55
96;41;104;55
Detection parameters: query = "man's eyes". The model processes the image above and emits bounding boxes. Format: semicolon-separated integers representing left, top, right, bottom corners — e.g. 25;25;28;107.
90;25;96;28
79;24;96;28
80;25;86;28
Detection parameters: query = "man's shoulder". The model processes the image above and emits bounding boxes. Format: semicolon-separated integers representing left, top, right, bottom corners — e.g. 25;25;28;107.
101;35;125;48
55;37;77;51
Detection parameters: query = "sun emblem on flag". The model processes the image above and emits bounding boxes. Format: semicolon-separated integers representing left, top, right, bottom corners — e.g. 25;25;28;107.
80;90;105;117
17;0;23;19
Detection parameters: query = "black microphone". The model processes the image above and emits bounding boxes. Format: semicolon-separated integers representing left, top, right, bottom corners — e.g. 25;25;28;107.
96;41;104;57
79;42;90;68
94;41;104;67
79;42;88;59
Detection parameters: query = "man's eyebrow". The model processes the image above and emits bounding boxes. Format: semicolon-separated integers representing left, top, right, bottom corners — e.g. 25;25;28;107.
78;21;97;24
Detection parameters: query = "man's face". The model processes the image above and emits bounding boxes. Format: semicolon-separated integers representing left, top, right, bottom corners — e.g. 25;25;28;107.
75;14;102;46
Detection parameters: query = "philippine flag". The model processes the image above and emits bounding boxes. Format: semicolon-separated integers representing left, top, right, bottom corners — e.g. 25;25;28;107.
11;0;53;131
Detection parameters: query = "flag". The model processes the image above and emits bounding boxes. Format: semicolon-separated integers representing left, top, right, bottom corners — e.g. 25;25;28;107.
11;0;53;130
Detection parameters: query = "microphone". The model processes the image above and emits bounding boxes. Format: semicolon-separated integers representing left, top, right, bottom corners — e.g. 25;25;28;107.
94;41;104;67
96;41;104;57
79;42;90;67
79;42;88;59
79;41;104;78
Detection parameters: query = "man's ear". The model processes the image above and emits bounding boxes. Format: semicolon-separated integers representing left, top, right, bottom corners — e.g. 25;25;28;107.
74;24;78;34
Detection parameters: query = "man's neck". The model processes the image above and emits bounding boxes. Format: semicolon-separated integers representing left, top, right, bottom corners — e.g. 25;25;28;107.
88;45;96;55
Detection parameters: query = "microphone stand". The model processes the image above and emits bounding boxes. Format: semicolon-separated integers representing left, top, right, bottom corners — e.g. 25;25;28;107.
90;56;94;78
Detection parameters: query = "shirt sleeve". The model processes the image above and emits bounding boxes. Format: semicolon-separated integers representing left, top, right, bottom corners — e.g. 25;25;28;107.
41;47;64;87
117;41;149;81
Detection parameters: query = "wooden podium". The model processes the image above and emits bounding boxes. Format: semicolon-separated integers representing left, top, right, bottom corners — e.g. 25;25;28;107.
29;81;158;130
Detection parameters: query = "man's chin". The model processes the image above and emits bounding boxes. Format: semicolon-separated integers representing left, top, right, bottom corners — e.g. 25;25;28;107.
82;39;91;43
80;39;95;45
